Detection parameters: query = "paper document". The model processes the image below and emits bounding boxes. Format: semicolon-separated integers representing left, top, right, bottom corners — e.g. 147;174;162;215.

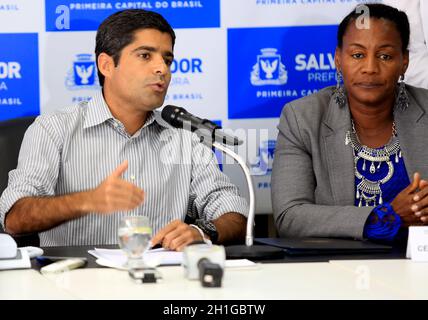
88;248;257;270
224;259;257;269
88;248;182;269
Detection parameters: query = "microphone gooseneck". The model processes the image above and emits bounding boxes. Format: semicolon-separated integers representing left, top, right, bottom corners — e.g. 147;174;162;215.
162;105;283;260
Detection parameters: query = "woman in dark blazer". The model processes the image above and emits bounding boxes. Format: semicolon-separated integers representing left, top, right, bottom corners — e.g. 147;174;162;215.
272;3;428;242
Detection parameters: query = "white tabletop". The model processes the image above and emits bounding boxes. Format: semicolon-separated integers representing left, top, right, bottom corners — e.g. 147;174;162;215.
330;259;428;299
1;262;411;300
0;269;75;300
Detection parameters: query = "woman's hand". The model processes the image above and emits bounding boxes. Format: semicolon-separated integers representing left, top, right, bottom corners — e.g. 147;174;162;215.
391;172;427;227
409;176;428;224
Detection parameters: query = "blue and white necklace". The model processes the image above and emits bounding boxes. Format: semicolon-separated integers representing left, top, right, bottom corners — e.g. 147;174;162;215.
345;120;402;207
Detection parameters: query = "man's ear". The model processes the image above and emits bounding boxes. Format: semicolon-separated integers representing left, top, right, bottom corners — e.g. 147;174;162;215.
97;53;115;80
334;47;342;72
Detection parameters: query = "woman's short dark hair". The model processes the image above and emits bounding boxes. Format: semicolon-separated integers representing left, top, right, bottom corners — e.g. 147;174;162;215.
337;3;410;53
95;9;176;87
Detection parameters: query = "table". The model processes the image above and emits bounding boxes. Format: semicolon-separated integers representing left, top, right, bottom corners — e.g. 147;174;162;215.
330;259;428;300
1;245;425;300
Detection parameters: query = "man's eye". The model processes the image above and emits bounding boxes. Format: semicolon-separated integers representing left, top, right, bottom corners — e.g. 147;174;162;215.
139;53;150;59
352;53;364;59
164;59;173;66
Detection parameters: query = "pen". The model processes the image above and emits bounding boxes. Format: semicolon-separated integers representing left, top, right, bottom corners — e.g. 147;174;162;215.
36;256;87;265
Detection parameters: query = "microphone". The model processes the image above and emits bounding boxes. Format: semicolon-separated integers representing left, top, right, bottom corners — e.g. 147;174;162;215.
163;105;283;260
161;105;243;146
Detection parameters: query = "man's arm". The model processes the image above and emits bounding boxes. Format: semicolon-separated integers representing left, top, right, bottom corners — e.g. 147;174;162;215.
151;212;246;251
4;160;145;235
5;192;89;235
212;212;246;244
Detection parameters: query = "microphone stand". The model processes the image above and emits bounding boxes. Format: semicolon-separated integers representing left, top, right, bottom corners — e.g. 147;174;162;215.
213;142;283;260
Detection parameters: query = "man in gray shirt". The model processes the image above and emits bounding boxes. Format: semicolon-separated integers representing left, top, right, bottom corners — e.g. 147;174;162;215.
0;9;248;249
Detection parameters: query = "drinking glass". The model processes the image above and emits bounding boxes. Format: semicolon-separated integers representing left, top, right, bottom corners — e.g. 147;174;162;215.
118;216;152;269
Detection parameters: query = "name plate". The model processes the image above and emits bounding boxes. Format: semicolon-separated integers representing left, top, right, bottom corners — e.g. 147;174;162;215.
406;226;428;262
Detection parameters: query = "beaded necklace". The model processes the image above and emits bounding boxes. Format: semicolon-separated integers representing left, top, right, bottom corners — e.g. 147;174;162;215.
345;120;402;206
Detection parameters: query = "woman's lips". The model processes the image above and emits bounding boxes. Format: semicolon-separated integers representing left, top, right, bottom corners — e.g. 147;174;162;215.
354;82;383;89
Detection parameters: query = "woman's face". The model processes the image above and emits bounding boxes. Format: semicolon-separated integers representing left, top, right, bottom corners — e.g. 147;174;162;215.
335;18;409;108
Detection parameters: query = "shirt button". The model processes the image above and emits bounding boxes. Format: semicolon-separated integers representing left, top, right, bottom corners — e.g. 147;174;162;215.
130;175;136;181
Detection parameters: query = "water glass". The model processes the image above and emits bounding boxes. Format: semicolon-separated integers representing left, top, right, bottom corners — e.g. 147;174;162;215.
118;215;152;269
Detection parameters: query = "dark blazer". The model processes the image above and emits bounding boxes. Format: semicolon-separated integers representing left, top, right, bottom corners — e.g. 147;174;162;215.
271;85;428;239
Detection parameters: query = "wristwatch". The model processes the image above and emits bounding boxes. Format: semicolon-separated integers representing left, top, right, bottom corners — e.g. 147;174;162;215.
195;219;218;244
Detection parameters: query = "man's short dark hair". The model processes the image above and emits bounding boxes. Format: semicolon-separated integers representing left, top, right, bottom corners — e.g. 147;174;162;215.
337;3;410;53
95;9;176;87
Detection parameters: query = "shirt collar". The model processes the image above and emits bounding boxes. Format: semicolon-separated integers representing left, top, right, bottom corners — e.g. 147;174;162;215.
152;109;174;129
130;110;173;137
83;90;174;131
83;91;114;129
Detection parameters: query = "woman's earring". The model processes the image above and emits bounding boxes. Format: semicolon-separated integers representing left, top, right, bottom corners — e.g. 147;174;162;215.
396;74;409;111
333;71;346;108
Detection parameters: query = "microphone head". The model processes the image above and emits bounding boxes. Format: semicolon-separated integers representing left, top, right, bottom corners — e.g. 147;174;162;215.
161;105;241;146
161;105;186;127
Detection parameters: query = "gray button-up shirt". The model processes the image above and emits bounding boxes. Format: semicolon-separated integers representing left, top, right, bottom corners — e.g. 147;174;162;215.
0;92;248;246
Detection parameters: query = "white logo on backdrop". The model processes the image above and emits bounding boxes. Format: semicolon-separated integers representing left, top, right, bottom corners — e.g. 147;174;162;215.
250;140;276;176
65;54;100;90
251;48;287;86
75;64;93;84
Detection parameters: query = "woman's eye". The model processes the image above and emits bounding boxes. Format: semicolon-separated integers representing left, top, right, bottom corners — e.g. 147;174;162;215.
379;54;392;60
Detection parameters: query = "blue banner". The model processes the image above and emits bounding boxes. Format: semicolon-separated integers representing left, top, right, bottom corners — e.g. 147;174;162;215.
0;33;40;121
228;25;338;119
45;0;220;31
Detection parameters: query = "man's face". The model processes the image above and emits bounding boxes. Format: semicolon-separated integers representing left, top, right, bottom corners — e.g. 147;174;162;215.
105;28;174;112
335;18;408;107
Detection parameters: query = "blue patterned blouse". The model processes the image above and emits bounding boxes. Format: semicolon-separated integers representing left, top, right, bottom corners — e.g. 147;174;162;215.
354;139;409;241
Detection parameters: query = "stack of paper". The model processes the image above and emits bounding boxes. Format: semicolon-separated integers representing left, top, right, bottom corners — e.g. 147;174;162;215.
88;248;182;270
88;248;257;270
